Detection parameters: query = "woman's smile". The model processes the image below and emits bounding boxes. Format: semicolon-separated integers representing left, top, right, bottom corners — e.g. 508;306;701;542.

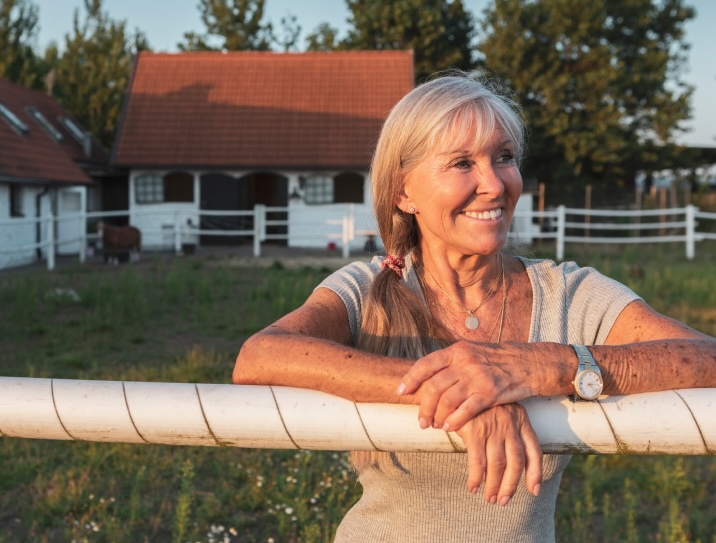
461;208;503;221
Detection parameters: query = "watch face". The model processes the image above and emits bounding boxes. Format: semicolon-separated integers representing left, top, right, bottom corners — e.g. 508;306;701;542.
576;369;603;400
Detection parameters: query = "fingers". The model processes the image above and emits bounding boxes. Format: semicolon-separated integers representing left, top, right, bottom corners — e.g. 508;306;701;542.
493;433;525;506
397;353;447;396
456;405;541;505
416;374;459;429
438;393;490;432
482;435;507;504
464;432;487;495
520;415;544;497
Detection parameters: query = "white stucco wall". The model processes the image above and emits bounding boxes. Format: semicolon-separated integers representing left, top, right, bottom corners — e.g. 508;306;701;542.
0;184;50;269
127;169;378;251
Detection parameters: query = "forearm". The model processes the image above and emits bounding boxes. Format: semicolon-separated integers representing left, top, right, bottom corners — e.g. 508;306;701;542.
532;338;716;397
234;329;415;404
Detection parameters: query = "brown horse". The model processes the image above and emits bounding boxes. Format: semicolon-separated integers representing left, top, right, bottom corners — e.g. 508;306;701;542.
97;222;142;264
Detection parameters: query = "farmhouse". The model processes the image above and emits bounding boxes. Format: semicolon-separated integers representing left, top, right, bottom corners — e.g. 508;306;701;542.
111;50;415;251
0;78;116;269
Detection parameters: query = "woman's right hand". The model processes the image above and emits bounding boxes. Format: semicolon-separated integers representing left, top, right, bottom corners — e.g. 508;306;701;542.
455;403;543;505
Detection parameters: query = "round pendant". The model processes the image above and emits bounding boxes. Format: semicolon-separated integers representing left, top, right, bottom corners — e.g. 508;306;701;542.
465;315;479;330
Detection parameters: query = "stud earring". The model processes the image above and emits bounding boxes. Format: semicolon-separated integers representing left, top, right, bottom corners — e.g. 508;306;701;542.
409;206;416;214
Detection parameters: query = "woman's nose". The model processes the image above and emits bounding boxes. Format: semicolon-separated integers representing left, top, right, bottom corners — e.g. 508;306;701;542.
475;165;505;198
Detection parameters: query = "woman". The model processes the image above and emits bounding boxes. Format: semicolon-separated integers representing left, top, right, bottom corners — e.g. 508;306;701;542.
233;73;716;542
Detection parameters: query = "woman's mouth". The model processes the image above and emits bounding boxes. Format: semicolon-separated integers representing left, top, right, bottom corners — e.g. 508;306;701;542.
462;208;503;220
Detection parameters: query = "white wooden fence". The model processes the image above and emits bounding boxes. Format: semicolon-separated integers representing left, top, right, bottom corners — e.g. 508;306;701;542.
1;204;715;271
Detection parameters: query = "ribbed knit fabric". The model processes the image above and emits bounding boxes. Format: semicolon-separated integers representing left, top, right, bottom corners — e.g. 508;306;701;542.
318;254;641;542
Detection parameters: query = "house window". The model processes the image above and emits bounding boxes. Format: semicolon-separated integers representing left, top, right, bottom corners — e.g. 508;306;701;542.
304;176;333;204
10;185;24;217
135;174;164;203
164;172;194;202
135;172;195;204
27;107;63;141
334;172;364;203
0;102;29;135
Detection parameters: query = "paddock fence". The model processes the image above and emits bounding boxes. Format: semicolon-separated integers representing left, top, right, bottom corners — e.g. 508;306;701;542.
1;204;715;271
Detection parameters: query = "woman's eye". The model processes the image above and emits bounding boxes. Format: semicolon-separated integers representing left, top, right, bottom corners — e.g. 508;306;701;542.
495;152;516;164
452;158;473;169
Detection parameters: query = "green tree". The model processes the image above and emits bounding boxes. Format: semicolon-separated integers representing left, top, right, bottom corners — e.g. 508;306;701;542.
0;0;43;88
479;0;695;194
179;0;273;51
305;22;342;52
53;0;148;148
343;0;476;82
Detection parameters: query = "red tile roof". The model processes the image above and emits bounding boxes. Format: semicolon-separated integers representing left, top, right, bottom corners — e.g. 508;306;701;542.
113;51;414;169
0;79;101;185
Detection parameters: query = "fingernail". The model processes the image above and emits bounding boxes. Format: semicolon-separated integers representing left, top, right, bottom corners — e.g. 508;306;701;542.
419;417;429;429
442;422;450;432
397;383;406;395
500;496;511;507
470;486;477;494
533;484;541;497
488;495;497;505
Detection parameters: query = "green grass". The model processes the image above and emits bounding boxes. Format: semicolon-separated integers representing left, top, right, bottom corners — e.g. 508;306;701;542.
0;246;714;542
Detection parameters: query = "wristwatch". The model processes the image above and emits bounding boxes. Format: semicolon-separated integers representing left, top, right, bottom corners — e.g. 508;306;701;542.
571;344;603;401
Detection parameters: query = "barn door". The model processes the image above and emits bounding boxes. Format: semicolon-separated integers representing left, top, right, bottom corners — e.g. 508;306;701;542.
199;173;243;245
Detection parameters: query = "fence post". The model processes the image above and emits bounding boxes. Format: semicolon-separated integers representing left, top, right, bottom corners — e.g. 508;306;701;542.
556;205;566;262
685;205;696;260
342;214;350;259
254;204;265;257
79;207;87;264
174;214;182;255
46;213;55;271
342;204;355;259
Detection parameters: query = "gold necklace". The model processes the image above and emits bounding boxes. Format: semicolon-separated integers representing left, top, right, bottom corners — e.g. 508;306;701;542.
488;259;507;343
424;256;502;331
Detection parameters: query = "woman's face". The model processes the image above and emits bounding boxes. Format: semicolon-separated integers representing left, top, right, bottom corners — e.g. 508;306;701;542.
397;125;523;258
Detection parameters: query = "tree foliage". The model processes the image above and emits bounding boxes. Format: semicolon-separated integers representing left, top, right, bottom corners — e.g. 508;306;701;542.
179;0;273;51
305;23;342;52
52;0;148;148
343;0;476;82
479;0;695;190
0;0;43;88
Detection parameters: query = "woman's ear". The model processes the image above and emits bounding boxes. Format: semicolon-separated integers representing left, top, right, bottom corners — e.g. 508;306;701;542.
395;184;414;214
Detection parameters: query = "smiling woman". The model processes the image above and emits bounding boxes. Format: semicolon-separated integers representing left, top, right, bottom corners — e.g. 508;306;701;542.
233;72;716;542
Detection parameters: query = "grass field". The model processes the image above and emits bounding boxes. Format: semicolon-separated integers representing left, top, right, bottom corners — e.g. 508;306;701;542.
0;243;714;542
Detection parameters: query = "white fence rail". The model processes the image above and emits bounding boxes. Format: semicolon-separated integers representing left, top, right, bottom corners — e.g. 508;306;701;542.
1;204;715;271
1;377;714;455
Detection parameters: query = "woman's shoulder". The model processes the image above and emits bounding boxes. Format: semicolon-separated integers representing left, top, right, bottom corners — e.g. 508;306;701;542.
319;257;384;291
517;255;638;302
314;257;383;336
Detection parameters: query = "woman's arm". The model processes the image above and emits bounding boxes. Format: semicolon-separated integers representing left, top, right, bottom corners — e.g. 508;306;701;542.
234;286;543;501
233;287;415;403
399;300;716;432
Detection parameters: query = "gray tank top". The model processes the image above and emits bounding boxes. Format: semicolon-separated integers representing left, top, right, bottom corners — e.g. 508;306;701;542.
318;254;640;542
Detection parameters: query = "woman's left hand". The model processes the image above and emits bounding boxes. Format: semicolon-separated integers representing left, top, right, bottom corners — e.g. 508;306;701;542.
399;340;549;432
456;403;543;502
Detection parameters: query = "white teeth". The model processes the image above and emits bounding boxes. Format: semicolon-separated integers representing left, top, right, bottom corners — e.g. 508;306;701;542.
464;208;502;220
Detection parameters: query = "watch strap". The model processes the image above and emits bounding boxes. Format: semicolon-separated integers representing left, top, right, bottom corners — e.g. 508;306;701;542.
570;344;602;401
573;344;601;375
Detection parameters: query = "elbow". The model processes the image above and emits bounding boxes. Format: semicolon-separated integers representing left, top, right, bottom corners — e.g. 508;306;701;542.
233;334;264;385
231;337;255;385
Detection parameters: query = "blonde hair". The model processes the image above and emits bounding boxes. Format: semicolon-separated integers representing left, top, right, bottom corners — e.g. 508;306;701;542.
351;72;525;471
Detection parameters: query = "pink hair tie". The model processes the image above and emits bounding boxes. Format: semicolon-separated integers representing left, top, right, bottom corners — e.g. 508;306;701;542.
381;255;406;278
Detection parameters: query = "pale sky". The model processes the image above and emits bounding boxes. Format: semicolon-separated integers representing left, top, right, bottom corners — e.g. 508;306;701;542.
32;0;716;148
